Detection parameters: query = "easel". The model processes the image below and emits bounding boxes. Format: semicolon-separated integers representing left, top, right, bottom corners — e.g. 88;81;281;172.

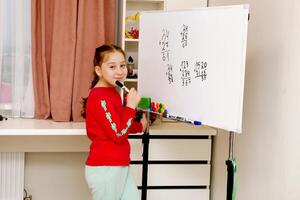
226;131;237;200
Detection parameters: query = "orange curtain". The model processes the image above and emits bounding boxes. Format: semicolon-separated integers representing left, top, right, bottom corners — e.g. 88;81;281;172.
31;0;115;121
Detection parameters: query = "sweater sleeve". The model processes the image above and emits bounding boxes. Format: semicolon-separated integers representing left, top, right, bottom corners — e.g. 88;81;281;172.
129;121;143;134
94;98;136;144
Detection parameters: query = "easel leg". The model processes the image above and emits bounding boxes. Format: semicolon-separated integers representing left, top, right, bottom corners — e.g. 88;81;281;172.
141;111;150;200
226;131;236;200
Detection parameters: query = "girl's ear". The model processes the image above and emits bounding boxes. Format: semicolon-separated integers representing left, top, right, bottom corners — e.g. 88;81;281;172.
95;65;102;77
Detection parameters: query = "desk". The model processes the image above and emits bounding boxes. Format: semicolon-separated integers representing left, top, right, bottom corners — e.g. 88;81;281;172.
0;119;216;200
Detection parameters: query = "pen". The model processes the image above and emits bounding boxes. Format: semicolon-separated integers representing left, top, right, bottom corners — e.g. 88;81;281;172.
115;80;129;93
165;113;202;125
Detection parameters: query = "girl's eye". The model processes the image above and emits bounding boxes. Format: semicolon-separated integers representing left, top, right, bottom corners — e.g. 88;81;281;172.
120;64;126;68
109;65;116;69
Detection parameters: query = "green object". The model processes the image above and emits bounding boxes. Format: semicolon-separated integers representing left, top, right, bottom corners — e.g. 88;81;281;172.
232;159;237;200
138;97;151;109
226;159;237;200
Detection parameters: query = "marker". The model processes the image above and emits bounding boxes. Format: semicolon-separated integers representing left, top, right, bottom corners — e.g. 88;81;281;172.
115;80;129;93
165;113;202;125
186;119;202;126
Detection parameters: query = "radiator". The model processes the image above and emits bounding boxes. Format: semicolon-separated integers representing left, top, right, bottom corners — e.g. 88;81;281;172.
0;153;25;200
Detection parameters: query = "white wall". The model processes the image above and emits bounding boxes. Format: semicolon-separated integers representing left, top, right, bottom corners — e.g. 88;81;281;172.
209;0;300;199
25;153;91;200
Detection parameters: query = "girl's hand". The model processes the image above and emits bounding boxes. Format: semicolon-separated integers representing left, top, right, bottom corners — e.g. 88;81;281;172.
126;88;141;109
140;113;148;132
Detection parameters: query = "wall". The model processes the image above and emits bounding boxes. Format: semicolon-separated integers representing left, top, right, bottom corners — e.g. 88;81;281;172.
25;153;91;200
209;0;300;199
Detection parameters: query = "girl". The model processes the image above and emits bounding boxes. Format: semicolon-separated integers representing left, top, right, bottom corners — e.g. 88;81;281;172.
82;44;147;200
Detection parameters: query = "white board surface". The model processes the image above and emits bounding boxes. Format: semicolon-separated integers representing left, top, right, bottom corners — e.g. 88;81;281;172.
138;5;249;133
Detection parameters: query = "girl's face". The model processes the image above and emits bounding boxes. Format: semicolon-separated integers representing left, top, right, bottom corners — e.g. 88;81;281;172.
96;51;127;87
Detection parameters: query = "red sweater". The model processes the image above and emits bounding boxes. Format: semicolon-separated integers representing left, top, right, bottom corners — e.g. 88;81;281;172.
85;87;142;166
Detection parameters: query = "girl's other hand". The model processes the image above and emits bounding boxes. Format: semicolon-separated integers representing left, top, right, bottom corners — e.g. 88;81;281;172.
126;88;141;109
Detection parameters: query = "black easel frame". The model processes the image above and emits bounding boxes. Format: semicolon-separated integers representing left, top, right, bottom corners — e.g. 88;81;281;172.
130;125;211;200
226;131;236;200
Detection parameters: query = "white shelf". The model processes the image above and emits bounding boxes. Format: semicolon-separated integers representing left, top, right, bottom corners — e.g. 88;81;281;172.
128;0;164;2
125;38;139;42
125;78;138;82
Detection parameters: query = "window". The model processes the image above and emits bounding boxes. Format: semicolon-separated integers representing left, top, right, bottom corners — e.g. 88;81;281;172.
0;0;34;117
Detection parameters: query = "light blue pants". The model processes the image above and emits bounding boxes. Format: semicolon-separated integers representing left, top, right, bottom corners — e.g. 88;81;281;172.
85;166;139;200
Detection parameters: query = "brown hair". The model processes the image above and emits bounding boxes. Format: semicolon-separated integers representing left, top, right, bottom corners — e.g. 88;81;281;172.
81;44;126;118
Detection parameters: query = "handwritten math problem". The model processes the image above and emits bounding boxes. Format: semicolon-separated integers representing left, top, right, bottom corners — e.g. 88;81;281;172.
159;28;174;84
180;24;188;48
158;29;170;62
159;24;208;86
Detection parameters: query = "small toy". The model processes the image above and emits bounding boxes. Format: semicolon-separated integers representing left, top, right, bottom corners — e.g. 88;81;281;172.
127;56;134;76
125;12;140;39
128;27;139;39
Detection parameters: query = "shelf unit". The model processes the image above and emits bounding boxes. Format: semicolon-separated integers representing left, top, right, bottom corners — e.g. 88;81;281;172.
119;0;165;88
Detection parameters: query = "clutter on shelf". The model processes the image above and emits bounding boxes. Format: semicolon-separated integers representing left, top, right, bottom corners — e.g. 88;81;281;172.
125;12;140;39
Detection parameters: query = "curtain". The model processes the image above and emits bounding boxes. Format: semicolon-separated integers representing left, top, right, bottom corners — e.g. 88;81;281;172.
0;0;34;118
31;0;115;122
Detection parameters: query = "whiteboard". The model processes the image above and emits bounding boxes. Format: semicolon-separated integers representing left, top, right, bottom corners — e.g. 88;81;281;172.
138;5;249;133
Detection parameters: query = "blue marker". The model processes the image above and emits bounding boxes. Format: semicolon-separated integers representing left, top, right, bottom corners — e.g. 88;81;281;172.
186;119;202;125
165;113;202;125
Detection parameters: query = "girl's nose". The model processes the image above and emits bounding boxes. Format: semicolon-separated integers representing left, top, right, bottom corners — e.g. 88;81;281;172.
116;66;124;74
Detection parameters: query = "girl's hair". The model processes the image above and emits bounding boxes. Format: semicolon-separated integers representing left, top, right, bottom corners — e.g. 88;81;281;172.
81;44;126;118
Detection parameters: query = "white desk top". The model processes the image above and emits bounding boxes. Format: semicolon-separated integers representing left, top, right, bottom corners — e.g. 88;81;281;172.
0;119;85;135
0;119;216;136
